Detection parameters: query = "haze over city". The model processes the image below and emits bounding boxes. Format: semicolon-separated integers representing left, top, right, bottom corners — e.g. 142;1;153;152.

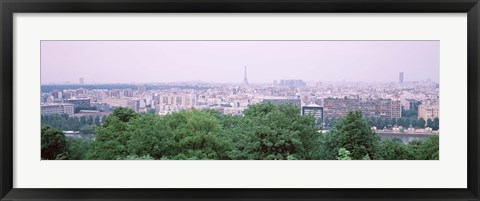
41;40;439;84
41;40;440;161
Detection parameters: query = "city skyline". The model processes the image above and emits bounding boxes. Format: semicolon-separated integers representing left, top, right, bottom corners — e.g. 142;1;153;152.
41;41;439;84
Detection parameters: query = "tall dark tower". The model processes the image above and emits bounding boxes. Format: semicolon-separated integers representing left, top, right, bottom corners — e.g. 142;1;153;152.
243;66;249;85
399;72;404;83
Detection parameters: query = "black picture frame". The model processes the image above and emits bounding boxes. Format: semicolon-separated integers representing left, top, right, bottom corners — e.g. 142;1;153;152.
1;0;479;200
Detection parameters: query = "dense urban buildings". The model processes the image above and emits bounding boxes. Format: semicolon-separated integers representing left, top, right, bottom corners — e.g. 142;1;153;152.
41;78;439;133
323;98;401;119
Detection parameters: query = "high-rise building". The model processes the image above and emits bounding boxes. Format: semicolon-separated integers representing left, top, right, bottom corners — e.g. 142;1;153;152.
79;77;84;85
399;72;404;83
391;100;402;119
243;66;249;85
302;104;324;128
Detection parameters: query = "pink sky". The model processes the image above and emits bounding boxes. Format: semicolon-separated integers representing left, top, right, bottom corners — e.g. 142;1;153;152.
41;41;439;84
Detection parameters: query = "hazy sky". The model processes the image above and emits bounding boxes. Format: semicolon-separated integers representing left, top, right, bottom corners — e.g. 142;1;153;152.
41;41;439;84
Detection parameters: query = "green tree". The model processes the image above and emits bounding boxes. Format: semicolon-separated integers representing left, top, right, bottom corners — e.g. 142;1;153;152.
162;109;232;159
406;140;423;160
317;131;342;160
88;108;232;160
88;115;130;159
86;116;94;125
226;103;319;160
375;117;385;129
94;116;101;126
41;126;68;160
87;108;138;159
80;116;87;125
426;118;434;128
326;110;380;160
66;137;93;160
65;117;81;130
432;118;439;130
108;107;138;124
101;115;107;124
417;118;426;128
378;139;411;160
337;148;352;160
42;114;97;131
390;118;397;127
124;114;174;159
147;108;156;114
116;154;155;160
402;107;418;118
410;118;418;128
397;117;409;128
406;135;439;160
417;135;439;160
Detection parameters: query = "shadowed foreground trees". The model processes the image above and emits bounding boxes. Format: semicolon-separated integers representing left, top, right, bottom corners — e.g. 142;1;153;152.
317;111;380;160
67;137;94;160
410;135;439;160
87;108;232;160
225;103;318;160
41;125;94;160
330;110;380;159
41;126;68;160
86;104;317;160
41;105;440;160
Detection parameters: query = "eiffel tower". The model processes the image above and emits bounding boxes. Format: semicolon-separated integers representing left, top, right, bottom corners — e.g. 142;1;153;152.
243;66;249;85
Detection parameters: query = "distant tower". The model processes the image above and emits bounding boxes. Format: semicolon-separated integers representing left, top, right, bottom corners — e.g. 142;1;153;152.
79;77;84;85
399;72;404;83
243;66;249;85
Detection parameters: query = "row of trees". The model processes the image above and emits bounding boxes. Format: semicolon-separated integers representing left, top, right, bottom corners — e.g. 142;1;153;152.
325;116;439;131
41;114;106;133
41;126;94;160
41;104;439;160
401;105;439;130
367;116;439;130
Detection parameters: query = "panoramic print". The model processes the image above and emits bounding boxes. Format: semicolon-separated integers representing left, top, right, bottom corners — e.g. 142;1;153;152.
40;41;439;160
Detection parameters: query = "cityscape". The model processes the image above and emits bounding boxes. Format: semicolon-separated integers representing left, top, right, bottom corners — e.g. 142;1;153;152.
40;41;439;160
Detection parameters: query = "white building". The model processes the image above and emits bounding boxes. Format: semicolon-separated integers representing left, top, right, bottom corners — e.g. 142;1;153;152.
41;103;74;116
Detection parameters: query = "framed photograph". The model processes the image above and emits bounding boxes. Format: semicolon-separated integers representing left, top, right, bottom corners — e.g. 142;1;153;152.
1;0;479;200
